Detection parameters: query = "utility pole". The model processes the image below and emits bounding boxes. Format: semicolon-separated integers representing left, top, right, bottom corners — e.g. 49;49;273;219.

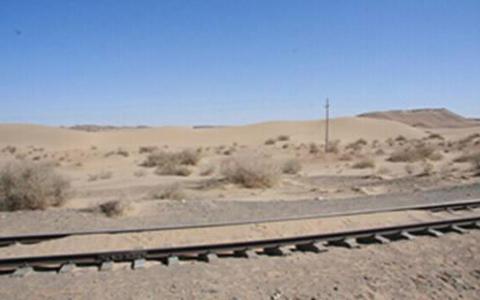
325;98;330;152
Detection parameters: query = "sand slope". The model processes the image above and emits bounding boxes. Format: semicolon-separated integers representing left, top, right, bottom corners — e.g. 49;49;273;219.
0;117;426;149
359;108;480;128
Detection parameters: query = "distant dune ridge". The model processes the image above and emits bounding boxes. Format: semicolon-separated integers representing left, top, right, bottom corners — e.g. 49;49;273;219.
0;108;478;150
0;117;425;150
358;108;480;129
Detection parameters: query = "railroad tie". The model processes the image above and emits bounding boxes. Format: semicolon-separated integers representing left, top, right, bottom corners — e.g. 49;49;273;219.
373;234;391;244
165;256;179;266
233;249;258;259
58;263;76;274
264;245;289;256
450;225;468;234
100;261;114;272
426;228;444;238
400;231;416;240
199;252;218;263
11;266;33;278
295;242;328;253
132;259;146;270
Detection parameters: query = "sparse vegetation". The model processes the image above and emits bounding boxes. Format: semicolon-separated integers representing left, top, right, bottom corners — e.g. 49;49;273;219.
152;184;186;200
454;152;480;172
387;144;443;162
155;164;191;176
0;161;70;211
99;200;131;217
142;149;201;168
346;139;368;151
221;154;280;188
139;146;159;154
88;170;113;181
199;164;215;176
277;135;290;142
265;138;276;145
282;159;302;174
352;158;375;169
133;170;147;177
309;143;320;154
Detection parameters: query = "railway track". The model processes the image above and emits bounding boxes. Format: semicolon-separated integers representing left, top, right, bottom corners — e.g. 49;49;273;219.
1;198;479;248
0;214;479;277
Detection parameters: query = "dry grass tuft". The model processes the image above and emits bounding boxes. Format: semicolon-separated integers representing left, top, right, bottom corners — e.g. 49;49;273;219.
346;139;368;152
142;149;201;168
221;154;280;188
155;164;191;176
152;184;186;200
282;159;302;174
352;158;375;169
88;171;113;181
199;164;215;176
139;146;159;154
454;152;480;172
99;200;131;217
265;138;276;145
387;144;443;163
0;161;70;211
277;135;290;142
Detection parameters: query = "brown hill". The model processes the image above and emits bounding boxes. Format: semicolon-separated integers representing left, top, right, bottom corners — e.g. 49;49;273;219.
358;108;480;129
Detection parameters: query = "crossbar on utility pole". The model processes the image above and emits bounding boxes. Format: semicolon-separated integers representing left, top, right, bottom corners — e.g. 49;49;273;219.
325;98;330;152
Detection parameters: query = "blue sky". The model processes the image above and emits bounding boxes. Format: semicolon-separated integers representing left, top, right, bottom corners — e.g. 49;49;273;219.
1;0;479;126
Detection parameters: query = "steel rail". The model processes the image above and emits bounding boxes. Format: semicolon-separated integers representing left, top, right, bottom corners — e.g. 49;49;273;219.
1;198;479;248
0;215;479;273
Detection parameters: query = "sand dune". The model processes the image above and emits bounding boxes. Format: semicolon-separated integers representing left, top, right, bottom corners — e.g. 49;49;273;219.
359;108;480;129
0;117;427;149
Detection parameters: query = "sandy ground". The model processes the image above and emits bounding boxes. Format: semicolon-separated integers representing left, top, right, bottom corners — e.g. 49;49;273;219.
0;230;478;299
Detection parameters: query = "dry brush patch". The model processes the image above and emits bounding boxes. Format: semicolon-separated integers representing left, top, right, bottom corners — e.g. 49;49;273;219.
99;200;132;217
221;154;280;188
282;159;302;174
142;149;200;177
387;144;443;163
152;184;186;200
0;161;70;211
352;158;375;169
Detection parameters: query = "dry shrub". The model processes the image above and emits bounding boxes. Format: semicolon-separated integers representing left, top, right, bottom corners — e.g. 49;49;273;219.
277;135;290;142
457;133;480;146
155;164;191;176
99;200;131;217
326;140;340;154
265;138;276;145
221;154;280;188
133;170;147;177
142;149;200;168
139;146;159;154
282;159;302;174
427;133;444;140
199;164;215;176
352;158;375;169
374;148;386;156
152;184;185;200
2;146;17;154
454;152;480;172
88;171;113;181
418;162;434;177
105;148;129;158
387;144;443;163
346;139;368;152
309;143;320;154
0;161;70;211
395;135;407;143
339;153;353;161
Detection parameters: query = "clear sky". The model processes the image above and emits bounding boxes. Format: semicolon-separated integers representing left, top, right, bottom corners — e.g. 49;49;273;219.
1;0;479;126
